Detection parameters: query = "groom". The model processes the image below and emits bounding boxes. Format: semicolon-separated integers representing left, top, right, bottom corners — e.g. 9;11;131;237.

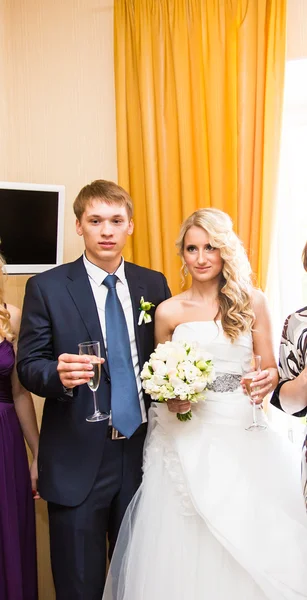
17;179;171;600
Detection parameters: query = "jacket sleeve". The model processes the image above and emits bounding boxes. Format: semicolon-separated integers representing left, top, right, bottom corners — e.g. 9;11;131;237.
271;312;307;417
17;276;65;398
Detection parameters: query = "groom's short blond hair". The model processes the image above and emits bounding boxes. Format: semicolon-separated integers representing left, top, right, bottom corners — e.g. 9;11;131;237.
73;179;133;221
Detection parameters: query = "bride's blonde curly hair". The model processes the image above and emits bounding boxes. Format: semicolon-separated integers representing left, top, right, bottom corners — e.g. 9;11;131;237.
176;208;255;342
0;253;14;342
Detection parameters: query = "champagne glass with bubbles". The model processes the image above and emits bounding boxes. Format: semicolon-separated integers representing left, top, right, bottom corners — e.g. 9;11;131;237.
78;341;109;423
242;355;267;432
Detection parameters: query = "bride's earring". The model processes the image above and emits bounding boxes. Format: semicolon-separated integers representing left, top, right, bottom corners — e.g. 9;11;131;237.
183;263;188;277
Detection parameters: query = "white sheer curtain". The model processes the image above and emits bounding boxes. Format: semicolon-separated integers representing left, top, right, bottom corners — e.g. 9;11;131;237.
266;59;307;350
265;58;307;442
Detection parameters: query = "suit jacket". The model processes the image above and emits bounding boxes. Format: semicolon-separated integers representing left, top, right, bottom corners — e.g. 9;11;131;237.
17;256;171;506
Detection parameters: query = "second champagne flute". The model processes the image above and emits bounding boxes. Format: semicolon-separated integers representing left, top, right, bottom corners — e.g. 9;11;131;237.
242;355;267;432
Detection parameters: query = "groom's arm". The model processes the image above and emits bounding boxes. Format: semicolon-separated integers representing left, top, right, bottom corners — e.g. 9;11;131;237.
17;276;66;398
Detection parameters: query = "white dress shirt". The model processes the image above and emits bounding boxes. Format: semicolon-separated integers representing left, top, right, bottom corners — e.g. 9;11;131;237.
83;253;146;422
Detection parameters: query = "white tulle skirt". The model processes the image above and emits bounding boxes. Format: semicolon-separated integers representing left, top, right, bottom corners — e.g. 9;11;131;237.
103;394;307;600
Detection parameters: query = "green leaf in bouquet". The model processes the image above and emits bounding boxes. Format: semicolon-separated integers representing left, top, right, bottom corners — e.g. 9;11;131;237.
177;410;193;421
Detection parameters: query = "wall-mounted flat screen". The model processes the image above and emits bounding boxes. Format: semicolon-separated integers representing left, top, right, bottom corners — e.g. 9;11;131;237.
0;182;65;273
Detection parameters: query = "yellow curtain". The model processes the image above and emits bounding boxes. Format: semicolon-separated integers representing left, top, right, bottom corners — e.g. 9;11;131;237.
114;0;286;293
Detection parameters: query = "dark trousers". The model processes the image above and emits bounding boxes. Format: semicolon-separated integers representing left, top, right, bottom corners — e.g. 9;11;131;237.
48;430;146;600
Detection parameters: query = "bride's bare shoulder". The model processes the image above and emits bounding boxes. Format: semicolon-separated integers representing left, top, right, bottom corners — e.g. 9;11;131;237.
155;293;187;321
155;293;188;342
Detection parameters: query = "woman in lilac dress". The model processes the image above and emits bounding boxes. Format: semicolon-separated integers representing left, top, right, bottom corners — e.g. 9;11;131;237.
0;254;39;600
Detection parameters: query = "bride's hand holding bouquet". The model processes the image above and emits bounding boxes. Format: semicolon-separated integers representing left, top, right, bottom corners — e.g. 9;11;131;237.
141;340;215;421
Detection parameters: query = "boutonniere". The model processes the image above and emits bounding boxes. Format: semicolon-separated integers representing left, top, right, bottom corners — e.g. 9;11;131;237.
138;296;155;325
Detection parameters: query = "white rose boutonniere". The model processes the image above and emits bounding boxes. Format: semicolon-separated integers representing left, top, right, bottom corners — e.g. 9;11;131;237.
138;296;155;325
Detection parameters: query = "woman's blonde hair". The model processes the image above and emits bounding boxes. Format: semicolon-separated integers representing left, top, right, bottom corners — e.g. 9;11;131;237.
0;253;14;342
176;208;255;341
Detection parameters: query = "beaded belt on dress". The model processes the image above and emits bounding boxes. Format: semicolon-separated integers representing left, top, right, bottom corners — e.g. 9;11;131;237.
207;373;242;393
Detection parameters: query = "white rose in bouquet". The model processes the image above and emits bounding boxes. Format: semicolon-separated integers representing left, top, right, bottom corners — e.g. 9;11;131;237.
141;340;215;421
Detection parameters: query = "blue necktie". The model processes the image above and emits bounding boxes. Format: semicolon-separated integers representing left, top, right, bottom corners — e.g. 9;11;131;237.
103;274;142;438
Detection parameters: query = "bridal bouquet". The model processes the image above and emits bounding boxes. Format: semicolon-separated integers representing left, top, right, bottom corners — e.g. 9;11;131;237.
141;340;215;421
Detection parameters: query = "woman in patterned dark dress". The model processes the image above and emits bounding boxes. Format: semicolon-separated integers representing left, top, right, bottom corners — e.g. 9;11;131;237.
271;241;307;507
0;254;39;600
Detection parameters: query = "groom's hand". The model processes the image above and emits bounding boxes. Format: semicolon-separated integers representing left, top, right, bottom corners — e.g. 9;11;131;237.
167;398;191;414
57;353;105;389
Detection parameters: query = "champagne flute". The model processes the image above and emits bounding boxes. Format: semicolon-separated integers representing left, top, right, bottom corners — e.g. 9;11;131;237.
78;341;110;423
242;355;267;432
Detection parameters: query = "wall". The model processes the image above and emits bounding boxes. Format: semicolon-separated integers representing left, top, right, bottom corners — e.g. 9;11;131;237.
1;1;116;598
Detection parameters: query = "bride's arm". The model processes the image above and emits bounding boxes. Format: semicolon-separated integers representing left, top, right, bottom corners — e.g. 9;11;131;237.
250;289;278;404
154;298;176;344
154;299;191;415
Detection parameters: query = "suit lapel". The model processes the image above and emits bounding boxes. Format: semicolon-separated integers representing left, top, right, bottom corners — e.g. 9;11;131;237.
66;257;110;376
125;262;146;369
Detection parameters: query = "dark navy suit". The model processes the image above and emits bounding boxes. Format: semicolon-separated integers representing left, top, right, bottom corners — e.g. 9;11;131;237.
17;256;171;599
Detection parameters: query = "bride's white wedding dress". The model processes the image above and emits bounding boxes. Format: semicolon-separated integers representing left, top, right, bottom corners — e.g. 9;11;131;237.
103;322;307;599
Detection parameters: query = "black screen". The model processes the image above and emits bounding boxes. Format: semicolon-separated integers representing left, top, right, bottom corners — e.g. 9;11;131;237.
0;188;58;265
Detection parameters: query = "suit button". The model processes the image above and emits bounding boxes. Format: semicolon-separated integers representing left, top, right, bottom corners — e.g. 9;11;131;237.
105;376;111;384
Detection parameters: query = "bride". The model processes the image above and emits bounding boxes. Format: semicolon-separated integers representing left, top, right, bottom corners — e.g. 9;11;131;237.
103;208;307;599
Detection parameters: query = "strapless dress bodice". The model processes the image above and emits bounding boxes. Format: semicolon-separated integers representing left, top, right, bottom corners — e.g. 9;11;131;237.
172;321;253;376
0;339;15;404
